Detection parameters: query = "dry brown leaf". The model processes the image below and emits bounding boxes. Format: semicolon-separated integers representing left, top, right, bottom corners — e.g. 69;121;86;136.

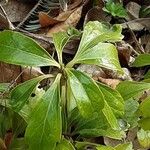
121;18;150;31
117;44;131;67
22;67;43;81
0;62;21;83
39;9;75;27
39;0;82;27
39;12;62;27
0;63;43;83
104;137;123;147
84;7;111;25
98;77;121;89
140;34;150;53
0;0;34;23
69;0;82;10
77;64;107;78
47;6;83;37
126;2;141;19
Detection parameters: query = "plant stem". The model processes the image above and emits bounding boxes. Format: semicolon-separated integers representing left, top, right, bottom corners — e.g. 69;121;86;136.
0;4;15;30
66;60;74;68
61;82;68;133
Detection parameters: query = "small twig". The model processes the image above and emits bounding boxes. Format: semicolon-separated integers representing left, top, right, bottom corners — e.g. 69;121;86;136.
16;28;53;45
0;4;15;30
0;67;28;98
125;21;145;54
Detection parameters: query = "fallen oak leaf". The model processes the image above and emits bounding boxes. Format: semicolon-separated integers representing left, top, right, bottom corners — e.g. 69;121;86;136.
39;0;83;27
39;8;76;27
47;6;83;37
98;77;121;89
39;12;62;27
121;18;150;31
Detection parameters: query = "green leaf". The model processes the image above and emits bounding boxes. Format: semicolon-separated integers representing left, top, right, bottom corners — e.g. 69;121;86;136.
132;54;150;67
25;74;62;150
67;27;81;37
55;138;75;150
0;83;9;92
115;142;133;150
69;108;125;140
139;98;150;130
53;32;69;53
139;118;150;130
137;128;150;148
53;32;70;63
144;70;150;79
97;142;133;150
66;69;104;118
78;128;125;139
67;21;123;73
10;75;52;112
140;6;150;18
139;97;150;118
116;81;150;101
9;138;27;150
97;145;115;150
98;83;124;117
103;0;127;18
102;101;120;130
0;31;59;67
97;83;124;130
75;141;97;150
124;99;139;127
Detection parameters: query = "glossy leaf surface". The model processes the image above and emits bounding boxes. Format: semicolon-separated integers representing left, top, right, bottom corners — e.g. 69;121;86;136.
132;54;150;67
137;129;150;148
103;1;127;18
25;74;62;150
10;75;52;112
53;32;70;54
0;31;59;67
116;81;150;100
98;83;124;117
66;69;104;118
139;97;150;118
67;21;123;73
55;138;75;150
115;142;133;150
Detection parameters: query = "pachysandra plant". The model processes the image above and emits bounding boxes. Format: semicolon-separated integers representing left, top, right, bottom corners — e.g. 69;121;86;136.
0;21;135;149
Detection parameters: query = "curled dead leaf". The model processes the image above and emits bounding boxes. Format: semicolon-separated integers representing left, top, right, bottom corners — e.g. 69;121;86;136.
84;7;111;25
117;44;131;67
47;6;83;37
39;9;76;27
121;18;150;31
98;77;121;89
126;2;141;19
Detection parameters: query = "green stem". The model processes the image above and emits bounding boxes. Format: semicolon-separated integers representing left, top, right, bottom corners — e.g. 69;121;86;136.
61;82;68;133
66;60;75;68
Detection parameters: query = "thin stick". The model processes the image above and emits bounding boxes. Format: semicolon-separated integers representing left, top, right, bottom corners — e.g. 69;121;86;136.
16;28;53;45
0;67;27;98
125;22;145;54
0;4;15;30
